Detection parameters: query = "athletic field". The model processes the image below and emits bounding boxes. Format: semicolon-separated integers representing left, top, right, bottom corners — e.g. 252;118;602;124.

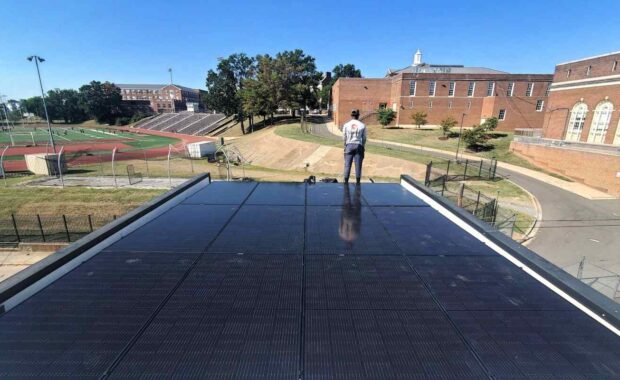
0;126;178;150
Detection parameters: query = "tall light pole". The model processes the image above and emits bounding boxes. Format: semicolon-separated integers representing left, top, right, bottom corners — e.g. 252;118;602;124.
455;112;466;161
168;68;176;113
27;55;56;153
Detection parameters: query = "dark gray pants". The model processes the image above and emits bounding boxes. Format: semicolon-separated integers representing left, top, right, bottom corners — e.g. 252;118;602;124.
344;143;364;182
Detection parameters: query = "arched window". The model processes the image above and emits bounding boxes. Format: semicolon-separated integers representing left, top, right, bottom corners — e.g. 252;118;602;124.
565;102;588;142
587;101;614;144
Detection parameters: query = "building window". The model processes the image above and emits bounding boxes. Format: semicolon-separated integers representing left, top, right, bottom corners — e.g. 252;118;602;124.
467;101;472;110
566;69;571;78
428;80;436;96
448;101;452;109
587;101;613;144
525;83;534;97
586;65;592;76
448;81;455;97
545;83;551;97
467;82;475;97
498;109;506;120
428;100;433;109
535;100;544;112
613;61;618;72
566;102;588;141
409;81;416;96
506;83;514;97
486;82;495;96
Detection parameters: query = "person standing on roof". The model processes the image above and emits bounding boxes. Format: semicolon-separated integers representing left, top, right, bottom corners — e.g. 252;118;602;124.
342;109;367;184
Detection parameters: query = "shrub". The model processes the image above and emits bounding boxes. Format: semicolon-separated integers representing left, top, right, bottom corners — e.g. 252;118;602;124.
411;111;427;129
376;108;396;128
439;116;458;137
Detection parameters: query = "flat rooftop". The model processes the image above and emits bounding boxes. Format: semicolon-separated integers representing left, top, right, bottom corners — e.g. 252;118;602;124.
0;178;619;378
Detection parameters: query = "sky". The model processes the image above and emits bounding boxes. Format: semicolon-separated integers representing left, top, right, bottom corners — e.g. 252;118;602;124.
2;0;620;100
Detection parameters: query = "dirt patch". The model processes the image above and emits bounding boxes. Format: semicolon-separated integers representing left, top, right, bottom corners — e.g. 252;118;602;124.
231;128;426;180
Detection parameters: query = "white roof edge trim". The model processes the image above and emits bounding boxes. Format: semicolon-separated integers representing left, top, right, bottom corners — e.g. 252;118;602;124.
557;51;620;66
400;179;620;337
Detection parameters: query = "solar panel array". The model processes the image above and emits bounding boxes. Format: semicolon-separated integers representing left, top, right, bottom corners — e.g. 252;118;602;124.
0;182;618;379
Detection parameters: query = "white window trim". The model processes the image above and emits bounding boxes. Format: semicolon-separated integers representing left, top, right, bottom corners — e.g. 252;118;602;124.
409;80;416;96
487;82;495;97
448;81;455;97
507;83;514;97
429;81;436;97
467;82;475;97
498;109;506;120
526;82;534;97
448;101;452;109
535;100;544;112
429;100;433;109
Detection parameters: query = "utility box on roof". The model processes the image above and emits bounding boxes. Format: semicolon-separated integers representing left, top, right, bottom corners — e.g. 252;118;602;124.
187;141;216;158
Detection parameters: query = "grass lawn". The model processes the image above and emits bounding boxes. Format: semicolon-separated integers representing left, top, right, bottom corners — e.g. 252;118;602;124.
0;178;165;216
366;126;570;178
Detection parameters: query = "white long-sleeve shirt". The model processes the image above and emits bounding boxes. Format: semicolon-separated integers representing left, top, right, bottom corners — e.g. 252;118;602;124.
342;119;367;146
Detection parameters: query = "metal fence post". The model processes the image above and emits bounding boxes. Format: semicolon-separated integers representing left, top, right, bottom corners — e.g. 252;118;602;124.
111;147;118;188
88;214;94;232
57;146;65;188
464;159;469;180
457;183;465;208
424;161;432;187
1;145;9;187
167;144;172;186
474;191;481;215
37;214;46;242
62;214;70;242
11;214;20;243
446;160;451;179
478;160;483;178
143;150;150;178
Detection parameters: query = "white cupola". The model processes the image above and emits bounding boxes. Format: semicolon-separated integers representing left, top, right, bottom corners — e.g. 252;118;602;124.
413;49;422;66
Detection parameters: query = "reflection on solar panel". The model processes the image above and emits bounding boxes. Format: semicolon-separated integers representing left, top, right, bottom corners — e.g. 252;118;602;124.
0;179;618;379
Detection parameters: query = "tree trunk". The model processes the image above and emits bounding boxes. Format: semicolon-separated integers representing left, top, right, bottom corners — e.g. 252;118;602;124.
239;114;246;135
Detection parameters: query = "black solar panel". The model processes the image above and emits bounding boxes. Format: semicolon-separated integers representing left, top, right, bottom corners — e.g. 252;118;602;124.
1;182;618;379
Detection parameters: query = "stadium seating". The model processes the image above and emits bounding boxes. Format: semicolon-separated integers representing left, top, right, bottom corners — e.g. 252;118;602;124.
134;112;225;136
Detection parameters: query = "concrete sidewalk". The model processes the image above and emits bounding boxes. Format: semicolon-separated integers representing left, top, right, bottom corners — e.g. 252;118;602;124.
323;122;615;200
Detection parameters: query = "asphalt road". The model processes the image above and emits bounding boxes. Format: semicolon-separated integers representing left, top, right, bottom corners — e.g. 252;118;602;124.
311;122;620;276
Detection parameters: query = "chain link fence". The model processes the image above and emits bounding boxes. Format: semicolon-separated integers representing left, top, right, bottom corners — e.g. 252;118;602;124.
0;214;117;246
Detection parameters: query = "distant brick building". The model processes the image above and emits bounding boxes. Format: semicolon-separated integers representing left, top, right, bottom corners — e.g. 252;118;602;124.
332;50;553;131
543;51;620;145
117;84;206;114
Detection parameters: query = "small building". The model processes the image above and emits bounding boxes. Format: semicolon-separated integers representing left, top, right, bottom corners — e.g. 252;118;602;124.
332;50;553;131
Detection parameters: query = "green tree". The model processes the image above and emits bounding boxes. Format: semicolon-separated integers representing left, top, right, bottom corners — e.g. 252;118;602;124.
204;53;255;134
462;125;489;151
241;54;280;128
332;64;362;81
79;81;123;124
411;111;427;129
439;116;458;137
46;89;87;123
19;97;45;119
274;49;322;126
377;107;396;129
481;116;498;132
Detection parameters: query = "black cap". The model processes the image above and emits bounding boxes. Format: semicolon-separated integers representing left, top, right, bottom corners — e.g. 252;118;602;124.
351;109;360;117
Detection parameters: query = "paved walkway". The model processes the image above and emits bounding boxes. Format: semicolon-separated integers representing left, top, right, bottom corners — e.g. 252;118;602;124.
313;122;620;278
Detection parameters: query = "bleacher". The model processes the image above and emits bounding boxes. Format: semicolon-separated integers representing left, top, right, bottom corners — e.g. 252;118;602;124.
134;112;225;136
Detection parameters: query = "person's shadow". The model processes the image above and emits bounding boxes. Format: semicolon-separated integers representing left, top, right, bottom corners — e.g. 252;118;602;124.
339;184;362;250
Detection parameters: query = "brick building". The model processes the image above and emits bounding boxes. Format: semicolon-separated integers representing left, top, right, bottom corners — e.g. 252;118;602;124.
117;84;206;114
543;51;620;145
510;51;620;196
332;50;553;131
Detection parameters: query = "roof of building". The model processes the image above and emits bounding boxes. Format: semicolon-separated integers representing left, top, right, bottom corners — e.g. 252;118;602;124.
556;50;620;66
116;83;200;92
388;63;508;76
0;175;618;378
